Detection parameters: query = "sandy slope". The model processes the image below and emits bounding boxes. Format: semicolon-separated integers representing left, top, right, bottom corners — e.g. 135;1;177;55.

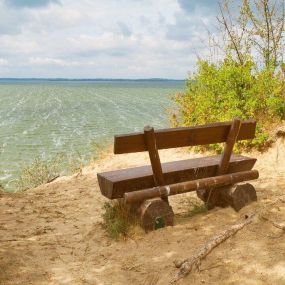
1;136;285;285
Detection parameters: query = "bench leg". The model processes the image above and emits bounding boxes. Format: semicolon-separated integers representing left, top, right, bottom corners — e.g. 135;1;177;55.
140;198;174;232
197;183;257;211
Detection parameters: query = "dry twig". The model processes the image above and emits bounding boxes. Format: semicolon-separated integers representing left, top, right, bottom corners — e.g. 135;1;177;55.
170;196;285;283
170;214;255;284
261;215;285;231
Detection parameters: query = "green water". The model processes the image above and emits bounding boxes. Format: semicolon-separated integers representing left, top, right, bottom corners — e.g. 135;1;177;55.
0;80;184;190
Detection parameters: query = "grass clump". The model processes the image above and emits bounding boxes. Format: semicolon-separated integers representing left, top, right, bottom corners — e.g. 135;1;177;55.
15;154;64;191
186;197;208;217
90;140;112;161
102;200;138;239
0;183;5;192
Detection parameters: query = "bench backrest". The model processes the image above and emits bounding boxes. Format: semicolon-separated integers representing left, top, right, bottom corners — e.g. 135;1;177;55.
114;119;256;154
113;118;256;194
97;119;257;199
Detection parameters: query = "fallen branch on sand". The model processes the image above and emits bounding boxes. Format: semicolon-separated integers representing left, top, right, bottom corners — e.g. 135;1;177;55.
170;196;285;283
272;222;285;231
47;175;60;183
261;216;285;231
170;214;255;284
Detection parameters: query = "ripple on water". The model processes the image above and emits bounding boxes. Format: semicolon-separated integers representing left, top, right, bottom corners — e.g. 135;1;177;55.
0;80;184;190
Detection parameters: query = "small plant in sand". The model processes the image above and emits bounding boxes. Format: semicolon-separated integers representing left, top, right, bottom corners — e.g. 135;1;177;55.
68;150;87;176
15;154;64;191
0;183;5;192
102;200;139;239
90;140;112;161
186;197;207;217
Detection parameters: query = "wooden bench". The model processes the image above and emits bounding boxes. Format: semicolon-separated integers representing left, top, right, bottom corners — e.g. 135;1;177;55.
97;119;259;231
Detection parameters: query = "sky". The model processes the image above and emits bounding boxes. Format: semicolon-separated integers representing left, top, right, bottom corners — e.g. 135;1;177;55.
0;0;219;79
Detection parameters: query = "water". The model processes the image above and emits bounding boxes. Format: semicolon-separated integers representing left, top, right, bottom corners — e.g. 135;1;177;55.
0;79;184;190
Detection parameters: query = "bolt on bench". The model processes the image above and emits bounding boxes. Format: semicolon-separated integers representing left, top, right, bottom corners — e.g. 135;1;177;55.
97;118;259;232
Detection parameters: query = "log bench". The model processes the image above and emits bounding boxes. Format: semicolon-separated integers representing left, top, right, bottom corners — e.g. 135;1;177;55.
97;119;259;232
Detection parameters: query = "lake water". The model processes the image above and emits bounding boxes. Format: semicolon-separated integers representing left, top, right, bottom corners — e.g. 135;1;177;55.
0;79;184;190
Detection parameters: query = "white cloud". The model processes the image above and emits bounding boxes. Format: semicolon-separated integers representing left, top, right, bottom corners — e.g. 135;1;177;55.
29;57;79;66
0;58;9;66
0;35;40;54
0;0;219;78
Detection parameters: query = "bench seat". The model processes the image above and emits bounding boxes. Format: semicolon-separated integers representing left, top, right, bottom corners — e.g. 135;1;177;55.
97;154;256;199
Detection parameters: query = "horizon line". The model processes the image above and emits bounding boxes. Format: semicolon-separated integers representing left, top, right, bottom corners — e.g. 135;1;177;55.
0;77;186;81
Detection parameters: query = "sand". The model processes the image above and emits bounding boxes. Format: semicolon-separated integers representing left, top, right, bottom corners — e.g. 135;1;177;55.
1;136;285;285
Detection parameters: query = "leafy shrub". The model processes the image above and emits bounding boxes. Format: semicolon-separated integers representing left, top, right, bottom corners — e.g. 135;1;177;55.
172;56;285;151
102;200;139;239
15;154;64;191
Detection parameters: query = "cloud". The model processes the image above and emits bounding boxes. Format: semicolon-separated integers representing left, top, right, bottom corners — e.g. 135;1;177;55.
166;13;203;42
5;0;60;8
177;0;218;13
117;22;132;37
166;0;219;47
0;0;220;78
0;58;9;66
29;57;72;66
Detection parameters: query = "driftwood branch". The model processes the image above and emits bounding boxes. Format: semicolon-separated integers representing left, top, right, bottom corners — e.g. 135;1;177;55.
261;216;285;231
272;222;285;231
170;214;255;284
47;175;60;183
170;196;285;283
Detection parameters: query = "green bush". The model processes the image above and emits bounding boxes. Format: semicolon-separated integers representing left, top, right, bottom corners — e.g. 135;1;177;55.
172;56;285;151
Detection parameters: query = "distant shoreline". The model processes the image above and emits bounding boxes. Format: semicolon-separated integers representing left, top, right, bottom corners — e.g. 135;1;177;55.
0;78;185;83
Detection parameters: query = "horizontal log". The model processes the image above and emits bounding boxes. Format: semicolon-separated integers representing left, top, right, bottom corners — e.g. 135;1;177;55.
124;170;259;203
97;155;257;199
114;120;256;154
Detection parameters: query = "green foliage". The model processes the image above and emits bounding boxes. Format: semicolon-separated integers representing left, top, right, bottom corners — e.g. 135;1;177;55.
15;154;64;191
172;56;285;151
102;200;138;239
186;197;208;217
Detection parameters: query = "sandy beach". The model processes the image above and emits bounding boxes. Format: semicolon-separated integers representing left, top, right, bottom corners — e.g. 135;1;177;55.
1;133;285;285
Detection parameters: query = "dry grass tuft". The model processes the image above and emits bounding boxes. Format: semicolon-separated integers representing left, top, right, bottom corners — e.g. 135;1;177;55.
186;197;208;217
90;141;113;161
0;183;5;192
102;200;139;239
15;154;64;191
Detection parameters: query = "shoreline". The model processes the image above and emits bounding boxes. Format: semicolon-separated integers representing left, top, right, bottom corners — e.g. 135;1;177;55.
3;123;284;193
